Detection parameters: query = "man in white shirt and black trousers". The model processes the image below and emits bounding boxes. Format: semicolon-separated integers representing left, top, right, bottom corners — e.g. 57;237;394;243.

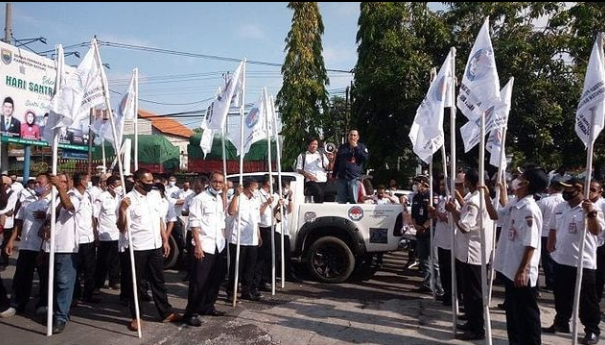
296;138;333;203
182;171;227;327
118;168;181;332
492;167;549;345
543;176;604;345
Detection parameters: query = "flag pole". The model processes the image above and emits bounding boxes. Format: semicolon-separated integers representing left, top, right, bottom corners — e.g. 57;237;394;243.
429;157;436;300
233;59;246;308
488;125;507;303
222;126;230;273
271;95;286;288
133;68;139;172
480;111;492;345
572;107;596;345
262;88;276;296
448;47;459;336
46;44;64;337
93;39;141;338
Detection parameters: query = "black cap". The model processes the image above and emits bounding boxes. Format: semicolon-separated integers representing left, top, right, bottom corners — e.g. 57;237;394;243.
413;175;429;186
559;176;585;188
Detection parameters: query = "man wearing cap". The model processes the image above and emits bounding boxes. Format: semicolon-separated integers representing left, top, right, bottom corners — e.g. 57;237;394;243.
544;177;603;345
0;97;20;137
537;177;564;291
411;175;443;296
493;167;549;345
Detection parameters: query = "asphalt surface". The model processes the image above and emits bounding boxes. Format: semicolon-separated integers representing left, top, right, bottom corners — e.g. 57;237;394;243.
0;250;600;344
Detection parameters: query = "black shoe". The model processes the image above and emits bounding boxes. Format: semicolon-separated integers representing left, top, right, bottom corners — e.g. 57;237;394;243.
241;293;261;301
542;323;570;334
205;308;226;317
183;315;202;327
52;320;67;334
580;332;599;345
456;331;485;340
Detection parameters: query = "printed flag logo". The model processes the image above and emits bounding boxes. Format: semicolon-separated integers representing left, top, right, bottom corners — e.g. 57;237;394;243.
1;48;12;65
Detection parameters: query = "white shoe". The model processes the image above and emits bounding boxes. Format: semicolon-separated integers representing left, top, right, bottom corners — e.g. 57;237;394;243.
0;307;16;318
35;306;47;315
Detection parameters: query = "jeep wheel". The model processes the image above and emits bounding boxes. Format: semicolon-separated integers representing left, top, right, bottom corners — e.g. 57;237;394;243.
164;235;180;270
306;236;355;283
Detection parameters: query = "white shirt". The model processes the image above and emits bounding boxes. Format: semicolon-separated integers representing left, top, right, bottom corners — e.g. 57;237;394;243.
73;189;95;244
189;189;226;254
593;198;605;246
259;189;279;227
229;193;260;246
433;195;452;250
125;189;164;251
166;184;180;200
538;193;564;237
16;187;37;220
44;190;80;253
494;196;542;286
160;197;177;226
183;191;199;231
296;151;330;183
275;197;291;236
550;201;604;270
94;191;120;241
0;187;19;229
455;190;494;265
19;195;51;252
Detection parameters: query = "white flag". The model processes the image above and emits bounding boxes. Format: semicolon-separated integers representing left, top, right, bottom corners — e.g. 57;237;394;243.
230;89;269;156
575;33;605;147
199;87;222;158
457;17;501;121
44;40;106;142
206;60;244;131
460;78;513;153
409;50;453;163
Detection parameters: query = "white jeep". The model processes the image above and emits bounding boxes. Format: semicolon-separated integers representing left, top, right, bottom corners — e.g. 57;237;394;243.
228;172;405;283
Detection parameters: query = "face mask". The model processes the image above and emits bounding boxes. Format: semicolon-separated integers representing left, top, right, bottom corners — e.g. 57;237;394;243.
412;185;418;193
35;186;47;196
169;181;176;187
208;186;221;196
511;178;524;191
113;186;123;195
562;190;578;201
141;182;154;193
253;190;260;198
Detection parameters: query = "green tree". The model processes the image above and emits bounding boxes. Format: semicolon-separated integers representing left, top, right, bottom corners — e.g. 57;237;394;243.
353;2;451;174
276;2;330;167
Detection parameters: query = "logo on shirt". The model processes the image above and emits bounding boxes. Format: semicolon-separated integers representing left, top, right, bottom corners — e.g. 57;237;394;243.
348;206;364;221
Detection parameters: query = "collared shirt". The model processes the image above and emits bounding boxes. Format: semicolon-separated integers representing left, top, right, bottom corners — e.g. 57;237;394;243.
16;187;37;220
189;189;226;254
494;196;542;286
259;189;279;227
455;190;494;265
538;193;564;237
125;189;163;251
229;193;260;246
550;201;604;269
94;191;120;241
183;191;199;231
73;188;95;244
44;190;81;253
334;142;369;180
0;188;19;229
296;151;330;183
160;197;177;226
19;194;51;252
433;195;452;250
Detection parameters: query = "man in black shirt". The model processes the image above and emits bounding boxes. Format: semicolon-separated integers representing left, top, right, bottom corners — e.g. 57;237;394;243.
333;130;369;204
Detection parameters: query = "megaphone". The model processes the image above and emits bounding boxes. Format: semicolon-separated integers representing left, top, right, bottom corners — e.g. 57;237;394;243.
321;142;336;154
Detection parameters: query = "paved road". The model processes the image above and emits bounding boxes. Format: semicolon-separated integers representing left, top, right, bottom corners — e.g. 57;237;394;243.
0;250;598;344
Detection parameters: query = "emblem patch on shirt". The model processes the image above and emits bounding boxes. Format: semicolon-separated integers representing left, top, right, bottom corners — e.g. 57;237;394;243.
348;206;364;221
525;216;533;227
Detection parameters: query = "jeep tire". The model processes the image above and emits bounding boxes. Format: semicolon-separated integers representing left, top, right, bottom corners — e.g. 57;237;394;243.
306;236;355;283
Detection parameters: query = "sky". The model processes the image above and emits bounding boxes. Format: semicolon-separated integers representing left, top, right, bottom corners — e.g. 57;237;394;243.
1;2;359;129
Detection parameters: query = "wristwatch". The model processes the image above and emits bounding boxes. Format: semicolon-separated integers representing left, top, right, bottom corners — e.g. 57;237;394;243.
587;210;598;218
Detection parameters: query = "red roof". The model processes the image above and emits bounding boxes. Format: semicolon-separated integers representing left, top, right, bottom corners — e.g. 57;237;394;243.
138;109;193;139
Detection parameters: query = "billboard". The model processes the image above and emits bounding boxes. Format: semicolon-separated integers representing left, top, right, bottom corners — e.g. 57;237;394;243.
0;40;92;151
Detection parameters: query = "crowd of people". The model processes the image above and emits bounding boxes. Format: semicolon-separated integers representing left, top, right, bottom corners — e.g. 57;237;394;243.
0;168;300;333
